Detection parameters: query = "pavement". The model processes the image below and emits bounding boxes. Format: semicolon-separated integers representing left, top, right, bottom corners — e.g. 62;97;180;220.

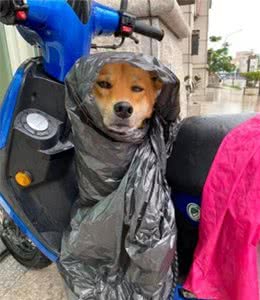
0;215;66;300
187;87;260;117
0;253;66;300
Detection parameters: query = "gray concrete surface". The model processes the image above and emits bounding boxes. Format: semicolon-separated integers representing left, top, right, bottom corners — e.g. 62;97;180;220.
0;256;66;300
187;87;260;117
0;211;66;300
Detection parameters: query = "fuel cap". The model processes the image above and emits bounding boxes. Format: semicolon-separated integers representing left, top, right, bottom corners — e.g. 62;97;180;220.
26;113;49;132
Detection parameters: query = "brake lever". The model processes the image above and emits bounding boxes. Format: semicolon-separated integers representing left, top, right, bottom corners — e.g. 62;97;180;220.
91;38;125;50
129;35;139;44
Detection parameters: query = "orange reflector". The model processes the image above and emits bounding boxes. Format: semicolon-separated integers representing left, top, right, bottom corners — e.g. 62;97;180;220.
15;171;32;187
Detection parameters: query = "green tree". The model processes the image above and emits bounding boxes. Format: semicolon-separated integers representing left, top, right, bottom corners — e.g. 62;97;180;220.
209;36;222;42
241;71;260;92
208;36;236;74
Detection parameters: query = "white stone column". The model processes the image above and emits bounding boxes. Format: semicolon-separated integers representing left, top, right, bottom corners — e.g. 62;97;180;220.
4;26;35;74
0;24;12;100
192;0;211;99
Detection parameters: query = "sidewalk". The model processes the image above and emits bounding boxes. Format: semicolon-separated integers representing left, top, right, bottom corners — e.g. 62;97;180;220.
0;252;66;300
187;87;260;117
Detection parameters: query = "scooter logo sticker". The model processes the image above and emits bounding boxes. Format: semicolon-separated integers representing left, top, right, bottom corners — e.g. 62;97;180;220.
186;203;200;222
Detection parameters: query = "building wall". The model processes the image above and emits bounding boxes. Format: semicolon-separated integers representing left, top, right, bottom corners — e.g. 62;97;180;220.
181;0;211;100
181;5;194;84
159;22;187;116
192;0;210;97
0;25;36;103
239;57;249;73
235;51;260;73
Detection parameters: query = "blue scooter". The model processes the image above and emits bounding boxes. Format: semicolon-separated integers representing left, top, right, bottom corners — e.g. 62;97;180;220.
0;0;255;299
0;0;164;265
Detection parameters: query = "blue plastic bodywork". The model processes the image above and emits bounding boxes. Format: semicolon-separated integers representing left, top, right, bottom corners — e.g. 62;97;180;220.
169;285;205;300
170;285;189;300
23;0;120;81
0;67;24;149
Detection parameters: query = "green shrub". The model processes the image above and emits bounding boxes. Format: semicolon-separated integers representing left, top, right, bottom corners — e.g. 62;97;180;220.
240;71;260;88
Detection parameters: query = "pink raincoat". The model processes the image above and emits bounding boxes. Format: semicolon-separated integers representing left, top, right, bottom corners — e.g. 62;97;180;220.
184;114;260;300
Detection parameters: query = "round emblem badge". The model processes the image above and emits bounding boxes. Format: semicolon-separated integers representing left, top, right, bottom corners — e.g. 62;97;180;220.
186;203;201;222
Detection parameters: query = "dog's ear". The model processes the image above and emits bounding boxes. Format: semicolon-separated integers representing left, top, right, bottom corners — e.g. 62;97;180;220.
151;73;163;91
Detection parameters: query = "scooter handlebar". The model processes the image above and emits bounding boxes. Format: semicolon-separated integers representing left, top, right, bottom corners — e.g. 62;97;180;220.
0;0;13;24
0;0;28;25
133;20;164;42
0;0;4;13
0;0;164;81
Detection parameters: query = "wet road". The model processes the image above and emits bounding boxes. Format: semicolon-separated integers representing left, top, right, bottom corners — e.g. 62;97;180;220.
187;87;260;117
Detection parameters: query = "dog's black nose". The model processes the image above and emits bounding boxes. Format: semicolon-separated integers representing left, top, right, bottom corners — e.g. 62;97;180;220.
114;102;133;119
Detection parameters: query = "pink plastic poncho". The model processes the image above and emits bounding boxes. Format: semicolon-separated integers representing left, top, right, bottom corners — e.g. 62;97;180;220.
184;114;260;300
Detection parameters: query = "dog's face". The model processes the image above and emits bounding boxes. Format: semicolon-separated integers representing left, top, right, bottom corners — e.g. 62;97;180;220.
93;63;162;133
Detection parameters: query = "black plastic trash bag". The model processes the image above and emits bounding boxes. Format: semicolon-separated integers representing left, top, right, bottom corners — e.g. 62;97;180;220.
58;52;180;300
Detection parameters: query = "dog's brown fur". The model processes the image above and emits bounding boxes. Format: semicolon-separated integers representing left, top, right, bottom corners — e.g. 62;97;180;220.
93;63;162;133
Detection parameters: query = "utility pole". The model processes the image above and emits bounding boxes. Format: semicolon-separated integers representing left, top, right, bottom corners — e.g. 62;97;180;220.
223;29;243;88
223;29;243;45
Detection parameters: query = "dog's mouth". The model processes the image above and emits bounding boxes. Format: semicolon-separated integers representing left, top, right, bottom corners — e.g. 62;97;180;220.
107;124;135;135
107;120;149;135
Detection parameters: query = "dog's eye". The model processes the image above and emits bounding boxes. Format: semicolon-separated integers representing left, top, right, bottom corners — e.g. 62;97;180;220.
131;86;144;93
97;81;112;89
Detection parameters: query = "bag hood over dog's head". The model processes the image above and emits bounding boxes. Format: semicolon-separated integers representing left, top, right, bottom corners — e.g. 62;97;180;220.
65;52;180;143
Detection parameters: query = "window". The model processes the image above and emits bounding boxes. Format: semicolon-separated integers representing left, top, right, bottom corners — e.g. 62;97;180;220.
192;30;200;56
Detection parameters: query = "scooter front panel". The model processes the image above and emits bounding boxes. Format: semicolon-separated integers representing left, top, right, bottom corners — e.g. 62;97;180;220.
0;59;78;258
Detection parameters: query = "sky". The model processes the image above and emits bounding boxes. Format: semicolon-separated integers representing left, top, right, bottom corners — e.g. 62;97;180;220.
208;0;260;57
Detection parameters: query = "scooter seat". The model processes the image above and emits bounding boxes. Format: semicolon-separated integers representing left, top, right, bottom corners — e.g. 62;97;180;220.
166;113;256;196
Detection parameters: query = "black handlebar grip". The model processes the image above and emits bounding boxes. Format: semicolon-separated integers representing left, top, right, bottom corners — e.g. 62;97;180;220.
0;0;10;17
0;0;28;25
133;20;164;41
